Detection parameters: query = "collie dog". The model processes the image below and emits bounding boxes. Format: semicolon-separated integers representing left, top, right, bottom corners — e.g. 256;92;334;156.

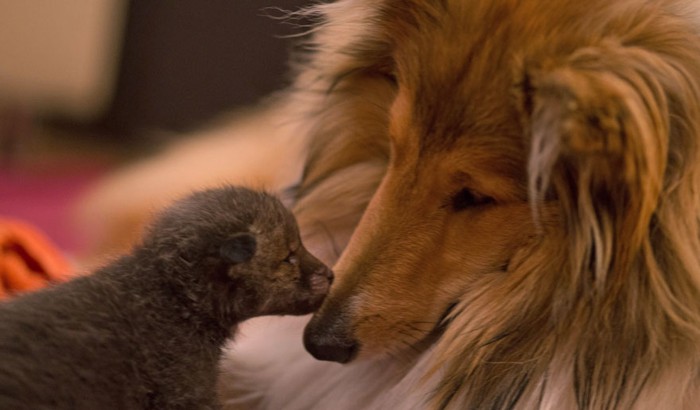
80;0;700;408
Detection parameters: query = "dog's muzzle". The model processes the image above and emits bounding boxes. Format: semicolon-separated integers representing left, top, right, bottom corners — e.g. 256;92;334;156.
303;311;359;364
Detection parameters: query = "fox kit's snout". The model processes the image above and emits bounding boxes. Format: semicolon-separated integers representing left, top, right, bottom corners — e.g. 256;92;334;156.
300;246;334;293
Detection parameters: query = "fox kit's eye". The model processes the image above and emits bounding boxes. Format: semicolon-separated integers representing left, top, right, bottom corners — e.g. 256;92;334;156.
284;252;298;265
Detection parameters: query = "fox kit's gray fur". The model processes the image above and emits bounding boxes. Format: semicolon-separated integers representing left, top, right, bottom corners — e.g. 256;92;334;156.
0;186;333;410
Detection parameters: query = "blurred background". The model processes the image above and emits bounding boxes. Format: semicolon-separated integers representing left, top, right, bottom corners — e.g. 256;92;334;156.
0;0;309;263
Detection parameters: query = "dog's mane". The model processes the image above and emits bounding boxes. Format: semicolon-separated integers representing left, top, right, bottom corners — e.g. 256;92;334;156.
519;7;700;408
284;0;700;408
288;0;394;264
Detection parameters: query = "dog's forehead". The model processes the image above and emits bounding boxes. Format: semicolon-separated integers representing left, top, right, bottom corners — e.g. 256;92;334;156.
379;0;618;152
380;3;528;149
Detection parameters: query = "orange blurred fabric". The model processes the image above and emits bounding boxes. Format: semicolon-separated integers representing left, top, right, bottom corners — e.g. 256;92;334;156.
0;218;73;299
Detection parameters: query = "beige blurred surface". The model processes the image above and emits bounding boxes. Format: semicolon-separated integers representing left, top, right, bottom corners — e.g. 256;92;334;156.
0;0;127;119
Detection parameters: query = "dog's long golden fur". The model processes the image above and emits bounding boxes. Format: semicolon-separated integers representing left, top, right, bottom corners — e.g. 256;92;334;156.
80;0;700;408
296;0;700;407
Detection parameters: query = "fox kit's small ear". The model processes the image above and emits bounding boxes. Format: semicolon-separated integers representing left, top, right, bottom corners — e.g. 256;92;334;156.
220;233;257;264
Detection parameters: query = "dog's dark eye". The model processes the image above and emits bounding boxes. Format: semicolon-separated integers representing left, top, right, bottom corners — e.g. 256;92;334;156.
383;71;398;85
451;188;494;211
376;61;398;86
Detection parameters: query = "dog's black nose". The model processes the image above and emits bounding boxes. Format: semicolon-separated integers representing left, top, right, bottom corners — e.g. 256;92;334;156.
303;329;359;363
303;313;359;363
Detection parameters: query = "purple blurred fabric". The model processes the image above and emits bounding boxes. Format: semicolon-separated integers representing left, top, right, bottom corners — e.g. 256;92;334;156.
0;163;106;255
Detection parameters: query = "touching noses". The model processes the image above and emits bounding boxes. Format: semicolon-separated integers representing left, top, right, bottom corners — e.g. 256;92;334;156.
300;249;358;363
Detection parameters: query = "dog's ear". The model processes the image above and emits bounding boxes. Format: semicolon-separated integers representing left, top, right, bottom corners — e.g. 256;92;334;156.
516;43;688;279
220;233;257;264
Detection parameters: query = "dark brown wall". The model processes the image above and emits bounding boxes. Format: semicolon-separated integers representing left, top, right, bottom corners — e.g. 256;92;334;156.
101;0;311;135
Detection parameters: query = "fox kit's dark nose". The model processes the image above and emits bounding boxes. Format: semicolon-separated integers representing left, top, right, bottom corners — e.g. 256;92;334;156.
307;265;333;293
300;249;334;291
318;265;334;283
